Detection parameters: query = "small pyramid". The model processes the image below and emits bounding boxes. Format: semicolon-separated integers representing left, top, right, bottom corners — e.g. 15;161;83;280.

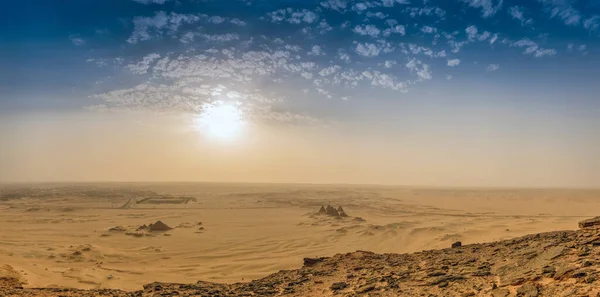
337;206;348;217
148;220;172;232
318;205;327;214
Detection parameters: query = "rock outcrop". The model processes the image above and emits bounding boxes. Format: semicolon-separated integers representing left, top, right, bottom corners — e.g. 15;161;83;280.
579;216;600;229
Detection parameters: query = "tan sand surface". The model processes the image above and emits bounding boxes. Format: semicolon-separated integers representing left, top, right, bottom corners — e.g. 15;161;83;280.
0;183;599;290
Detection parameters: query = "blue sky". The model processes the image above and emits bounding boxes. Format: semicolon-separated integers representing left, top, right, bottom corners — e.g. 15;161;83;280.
2;0;600;185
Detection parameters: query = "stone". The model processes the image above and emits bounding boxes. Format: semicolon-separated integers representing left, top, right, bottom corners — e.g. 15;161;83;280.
355;284;375;293
491;288;510;297
330;282;348;291
452;242;462;248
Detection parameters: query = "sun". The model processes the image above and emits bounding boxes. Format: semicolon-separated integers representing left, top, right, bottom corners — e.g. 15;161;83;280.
194;101;245;140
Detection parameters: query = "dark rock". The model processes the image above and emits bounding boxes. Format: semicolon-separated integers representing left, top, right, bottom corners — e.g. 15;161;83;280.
108;226;126;232
355;284;375;293
330;282;348;291
452;242;462;248
303;257;325;266
542;265;555;274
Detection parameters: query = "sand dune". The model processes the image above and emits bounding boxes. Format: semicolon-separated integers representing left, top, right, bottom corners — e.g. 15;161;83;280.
1;183;599;290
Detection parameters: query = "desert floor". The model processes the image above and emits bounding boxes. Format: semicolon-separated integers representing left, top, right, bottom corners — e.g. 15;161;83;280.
0;183;599;291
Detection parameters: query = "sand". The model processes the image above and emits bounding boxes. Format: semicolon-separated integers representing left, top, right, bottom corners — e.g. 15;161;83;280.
0;183;599;291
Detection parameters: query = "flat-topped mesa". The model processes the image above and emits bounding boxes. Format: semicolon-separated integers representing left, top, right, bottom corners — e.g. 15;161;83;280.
578;216;600;229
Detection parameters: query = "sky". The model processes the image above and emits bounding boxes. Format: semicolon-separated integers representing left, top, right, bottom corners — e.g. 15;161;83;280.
1;0;600;187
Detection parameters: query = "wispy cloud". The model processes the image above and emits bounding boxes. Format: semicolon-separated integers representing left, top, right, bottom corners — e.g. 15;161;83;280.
460;0;504;18
132;0;168;4
511;38;557;58
486;64;500;72
69;35;86;46
509;6;533;26
538;0;581;26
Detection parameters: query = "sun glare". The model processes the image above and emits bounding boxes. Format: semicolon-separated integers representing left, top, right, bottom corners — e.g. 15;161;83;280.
194;101;245;140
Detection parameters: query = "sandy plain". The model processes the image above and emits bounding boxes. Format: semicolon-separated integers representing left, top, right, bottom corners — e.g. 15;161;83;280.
0;183;599;291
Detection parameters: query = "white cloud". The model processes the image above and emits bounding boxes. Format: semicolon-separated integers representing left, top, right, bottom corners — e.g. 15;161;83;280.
351;2;375;13
230;19;247;26
132;0;168;4
534;49;556;57
538;0;581;26
405;7;446;18
308;45;325;56
405;58;432;80
366;12;386;19
486;64;500;71
460;0;503;18
509;6;533;26
381;0;410;7
421;26;437;34
353;24;381;37
447;59;460;67
317;20;333;34
318;65;341;76
126;53;161;74
478;31;491;41
320;0;348;12
201;33;240;42
383;60;396;68
267;9;318;24
511;38;556;58
383;24;406;36
338;51;351;62
465;25;478;40
127;12;201;44
355;43;381;57
584;16;600;31
69;35;86;46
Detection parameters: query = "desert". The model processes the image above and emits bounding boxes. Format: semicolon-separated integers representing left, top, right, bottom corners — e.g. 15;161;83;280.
1;183;600;296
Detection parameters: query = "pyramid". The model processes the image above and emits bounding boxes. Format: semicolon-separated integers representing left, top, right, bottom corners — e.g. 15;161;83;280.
326;204;340;217
148;220;172;232
337;206;348;217
318;205;327;214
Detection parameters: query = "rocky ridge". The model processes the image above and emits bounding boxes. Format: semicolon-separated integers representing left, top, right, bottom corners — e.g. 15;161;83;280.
2;222;600;296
